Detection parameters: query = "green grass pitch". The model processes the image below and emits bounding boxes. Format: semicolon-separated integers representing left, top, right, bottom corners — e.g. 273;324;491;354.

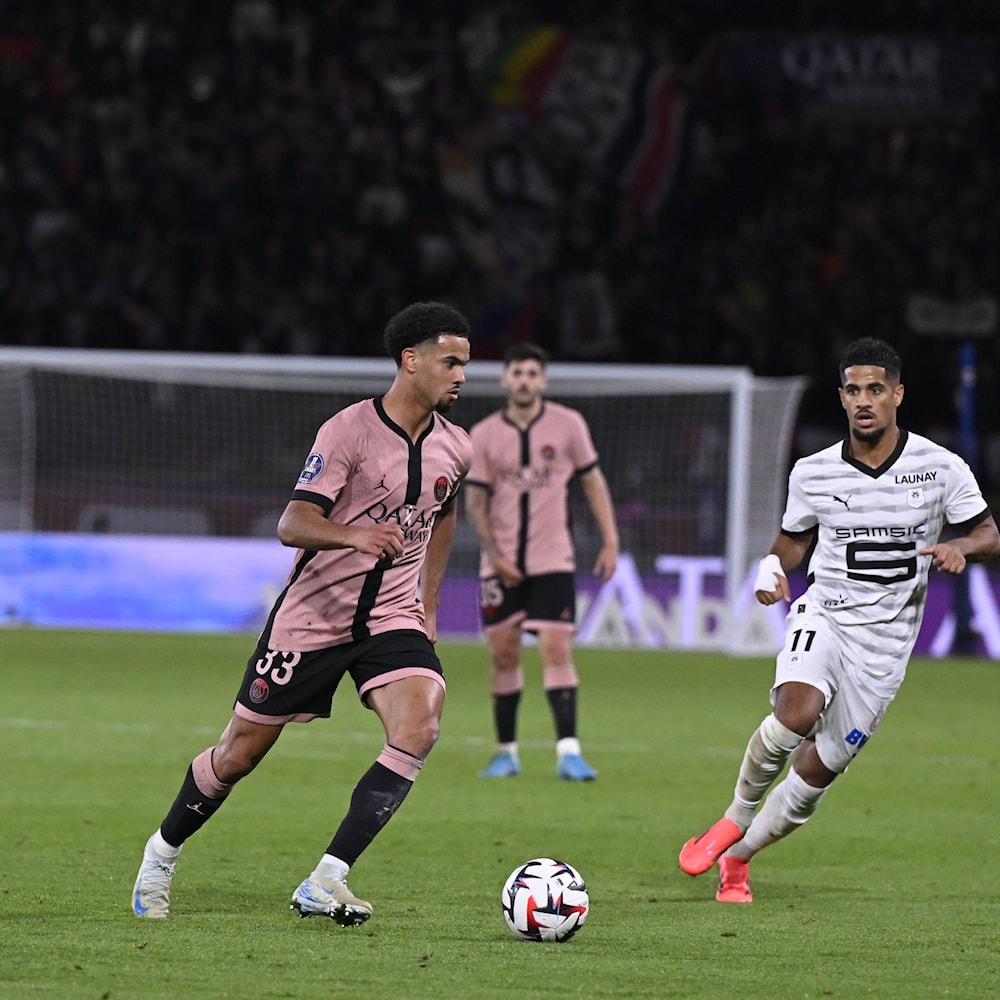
1;629;998;999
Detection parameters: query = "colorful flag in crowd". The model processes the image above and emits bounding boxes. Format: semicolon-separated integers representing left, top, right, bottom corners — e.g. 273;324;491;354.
480;26;690;221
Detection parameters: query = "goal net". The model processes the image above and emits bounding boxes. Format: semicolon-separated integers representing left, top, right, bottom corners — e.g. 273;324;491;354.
0;348;806;649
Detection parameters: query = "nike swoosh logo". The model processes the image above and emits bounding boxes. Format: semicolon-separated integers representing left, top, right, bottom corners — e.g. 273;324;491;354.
133;886;149;915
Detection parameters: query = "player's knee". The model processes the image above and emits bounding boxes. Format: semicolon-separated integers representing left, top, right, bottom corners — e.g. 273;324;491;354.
491;663;524;695
760;712;805;753
489;638;522;673
390;713;441;758
772;687;825;737
488;626;522;666
419;713;442;749
537;630;572;664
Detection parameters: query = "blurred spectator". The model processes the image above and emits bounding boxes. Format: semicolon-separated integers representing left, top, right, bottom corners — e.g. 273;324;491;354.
2;0;998;495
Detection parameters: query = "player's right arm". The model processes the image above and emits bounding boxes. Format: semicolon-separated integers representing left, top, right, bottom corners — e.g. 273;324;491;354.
754;531;813;605
464;483;523;586
277;498;404;559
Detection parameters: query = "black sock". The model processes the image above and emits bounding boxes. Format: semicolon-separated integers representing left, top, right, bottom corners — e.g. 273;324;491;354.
327;761;414;866
159;765;229;847
493;691;521;744
546;686;578;741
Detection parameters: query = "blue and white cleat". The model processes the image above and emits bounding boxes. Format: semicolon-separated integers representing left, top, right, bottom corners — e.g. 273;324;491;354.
291;867;372;927
132;835;178;918
557;753;598;782
479;751;521;778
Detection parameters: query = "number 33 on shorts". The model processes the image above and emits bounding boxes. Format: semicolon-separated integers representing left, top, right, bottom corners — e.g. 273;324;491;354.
255;650;301;685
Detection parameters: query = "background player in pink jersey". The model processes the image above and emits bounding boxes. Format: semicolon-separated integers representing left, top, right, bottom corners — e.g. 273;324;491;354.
132;302;472;926
466;343;619;781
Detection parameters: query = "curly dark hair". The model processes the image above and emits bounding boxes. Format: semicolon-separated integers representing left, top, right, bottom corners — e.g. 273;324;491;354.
838;337;902;383
383;302;470;366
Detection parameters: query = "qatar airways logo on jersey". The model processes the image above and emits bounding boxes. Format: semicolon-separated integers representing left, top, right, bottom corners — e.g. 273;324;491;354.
834;524;927;539
364;501;436;543
500;466;552;489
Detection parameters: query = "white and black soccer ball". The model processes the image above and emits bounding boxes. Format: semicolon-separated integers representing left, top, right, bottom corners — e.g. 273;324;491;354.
501;857;589;942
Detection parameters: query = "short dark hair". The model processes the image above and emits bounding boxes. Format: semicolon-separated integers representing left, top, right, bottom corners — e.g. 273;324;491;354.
503;342;550;366
383;302;470;365
838;337;902;383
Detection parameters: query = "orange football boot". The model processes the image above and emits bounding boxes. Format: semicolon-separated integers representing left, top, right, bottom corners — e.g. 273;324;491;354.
678;817;743;875
715;854;753;903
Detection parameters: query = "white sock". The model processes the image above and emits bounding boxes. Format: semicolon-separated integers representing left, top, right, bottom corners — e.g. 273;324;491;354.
724;714;803;829
152;830;181;859
497;741;519;758
556;737;581;758
318;854;350;877
731;767;829;860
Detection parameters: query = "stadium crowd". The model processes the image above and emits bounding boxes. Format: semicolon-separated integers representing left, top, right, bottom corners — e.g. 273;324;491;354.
2;1;999;481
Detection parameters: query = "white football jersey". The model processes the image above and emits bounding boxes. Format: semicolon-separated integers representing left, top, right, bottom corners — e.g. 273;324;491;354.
782;430;988;649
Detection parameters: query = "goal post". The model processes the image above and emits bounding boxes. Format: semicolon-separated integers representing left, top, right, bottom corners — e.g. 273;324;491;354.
0;347;807;650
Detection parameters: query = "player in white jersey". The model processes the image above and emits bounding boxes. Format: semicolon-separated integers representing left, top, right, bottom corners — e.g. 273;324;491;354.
131;302;472;926
678;337;999;903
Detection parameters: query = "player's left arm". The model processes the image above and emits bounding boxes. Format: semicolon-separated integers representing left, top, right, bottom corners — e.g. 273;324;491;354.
579;465;620;583
421;494;460;644
920;512;1000;574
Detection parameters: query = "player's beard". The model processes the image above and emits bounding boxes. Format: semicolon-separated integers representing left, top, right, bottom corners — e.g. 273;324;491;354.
435;399;455;415
851;423;887;444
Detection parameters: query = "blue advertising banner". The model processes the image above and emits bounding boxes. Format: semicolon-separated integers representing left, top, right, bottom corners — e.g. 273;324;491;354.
1;535;998;658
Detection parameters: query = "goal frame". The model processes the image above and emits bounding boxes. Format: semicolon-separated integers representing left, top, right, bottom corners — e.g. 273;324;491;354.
0;347;807;651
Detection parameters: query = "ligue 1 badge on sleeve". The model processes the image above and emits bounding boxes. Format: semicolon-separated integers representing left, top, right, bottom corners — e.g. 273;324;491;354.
298;453;324;484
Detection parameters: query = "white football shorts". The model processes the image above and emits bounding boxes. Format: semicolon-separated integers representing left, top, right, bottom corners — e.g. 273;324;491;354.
770;599;905;774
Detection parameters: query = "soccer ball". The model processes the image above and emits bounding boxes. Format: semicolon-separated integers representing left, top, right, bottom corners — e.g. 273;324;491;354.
501;857;589;942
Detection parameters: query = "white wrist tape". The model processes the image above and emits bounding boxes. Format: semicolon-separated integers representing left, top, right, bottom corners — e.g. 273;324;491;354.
754;554;784;593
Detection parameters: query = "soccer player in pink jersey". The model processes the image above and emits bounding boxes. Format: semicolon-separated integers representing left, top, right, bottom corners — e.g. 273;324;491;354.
132;302;472;926
466;343;619;781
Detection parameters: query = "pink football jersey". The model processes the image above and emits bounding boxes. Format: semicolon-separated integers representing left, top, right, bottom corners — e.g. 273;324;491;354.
262;397;471;650
468;401;598;576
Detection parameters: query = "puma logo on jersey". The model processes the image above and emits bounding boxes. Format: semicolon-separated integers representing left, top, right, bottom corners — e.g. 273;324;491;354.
831;494;852;510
